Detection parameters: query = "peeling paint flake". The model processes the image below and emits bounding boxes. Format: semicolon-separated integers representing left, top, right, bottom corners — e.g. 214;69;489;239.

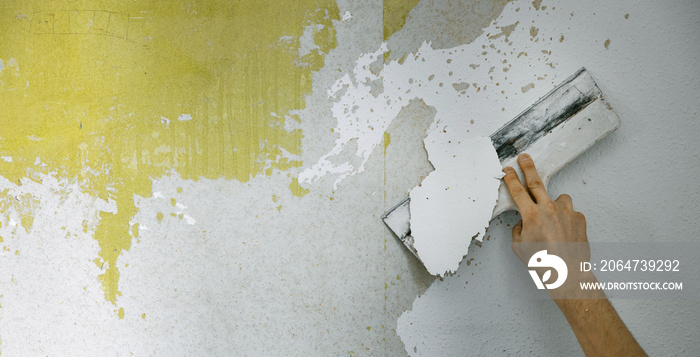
409;132;503;276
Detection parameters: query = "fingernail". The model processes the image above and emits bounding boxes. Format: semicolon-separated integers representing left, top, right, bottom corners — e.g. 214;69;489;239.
503;167;513;173
520;153;531;160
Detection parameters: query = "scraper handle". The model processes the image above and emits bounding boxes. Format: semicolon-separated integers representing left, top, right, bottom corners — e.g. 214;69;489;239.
491;97;620;218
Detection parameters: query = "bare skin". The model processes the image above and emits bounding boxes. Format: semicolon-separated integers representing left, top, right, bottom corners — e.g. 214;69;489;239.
503;153;646;357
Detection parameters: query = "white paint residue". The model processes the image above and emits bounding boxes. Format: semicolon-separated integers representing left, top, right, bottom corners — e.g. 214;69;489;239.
298;43;389;186
299;22;553;187
6;57;19;75
183;214;196;225
2;156;13;162
342;11;352;21
0;57;19;75
410;134;503;276
177;114;192;121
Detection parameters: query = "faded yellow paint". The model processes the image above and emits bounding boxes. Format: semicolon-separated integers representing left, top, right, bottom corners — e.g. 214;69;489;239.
383;0;421;41
118;307;124;319
289;178;310;197
156;212;164;223
0;0;339;308
131;223;139;239
0;190;39;233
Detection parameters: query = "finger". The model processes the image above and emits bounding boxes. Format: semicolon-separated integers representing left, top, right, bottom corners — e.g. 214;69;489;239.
554;194;573;210
502;166;534;211
517;154;550;203
512;221;523;242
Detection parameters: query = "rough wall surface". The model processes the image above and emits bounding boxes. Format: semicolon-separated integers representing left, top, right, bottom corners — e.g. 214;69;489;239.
0;0;698;356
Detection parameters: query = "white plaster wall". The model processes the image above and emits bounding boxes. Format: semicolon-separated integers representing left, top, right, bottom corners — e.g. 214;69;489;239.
0;0;698;356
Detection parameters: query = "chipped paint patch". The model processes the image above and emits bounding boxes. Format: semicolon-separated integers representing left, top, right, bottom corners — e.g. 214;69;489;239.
530;25;540;38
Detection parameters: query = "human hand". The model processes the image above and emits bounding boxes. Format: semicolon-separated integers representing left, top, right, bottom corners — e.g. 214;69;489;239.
503;153;596;297
503;154;645;355
502;153;589;262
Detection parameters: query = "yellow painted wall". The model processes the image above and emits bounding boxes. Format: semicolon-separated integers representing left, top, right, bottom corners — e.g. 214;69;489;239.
0;0;339;307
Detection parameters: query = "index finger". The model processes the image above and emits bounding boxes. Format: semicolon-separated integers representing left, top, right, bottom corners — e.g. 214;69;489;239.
502;166;534;211
517;154;550;203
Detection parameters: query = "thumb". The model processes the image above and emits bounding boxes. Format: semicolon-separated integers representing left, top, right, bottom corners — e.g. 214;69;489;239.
512;221;523;242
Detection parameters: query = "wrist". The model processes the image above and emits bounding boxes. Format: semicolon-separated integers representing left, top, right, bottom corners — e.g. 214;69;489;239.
548;271;605;302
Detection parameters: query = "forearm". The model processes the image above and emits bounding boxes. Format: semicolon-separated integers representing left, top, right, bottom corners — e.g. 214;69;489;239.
504;155;646;356
552;275;646;356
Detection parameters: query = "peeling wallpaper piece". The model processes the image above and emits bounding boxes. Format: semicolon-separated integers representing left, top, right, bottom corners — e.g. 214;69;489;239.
0;0;339;308
410;134;503;276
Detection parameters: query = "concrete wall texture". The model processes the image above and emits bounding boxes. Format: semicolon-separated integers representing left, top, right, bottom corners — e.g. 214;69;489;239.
0;0;698;355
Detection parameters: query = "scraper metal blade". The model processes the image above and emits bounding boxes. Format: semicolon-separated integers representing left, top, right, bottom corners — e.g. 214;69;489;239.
382;68;621;261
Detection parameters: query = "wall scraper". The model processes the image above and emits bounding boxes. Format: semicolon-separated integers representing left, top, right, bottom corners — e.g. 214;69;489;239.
382;68;621;261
